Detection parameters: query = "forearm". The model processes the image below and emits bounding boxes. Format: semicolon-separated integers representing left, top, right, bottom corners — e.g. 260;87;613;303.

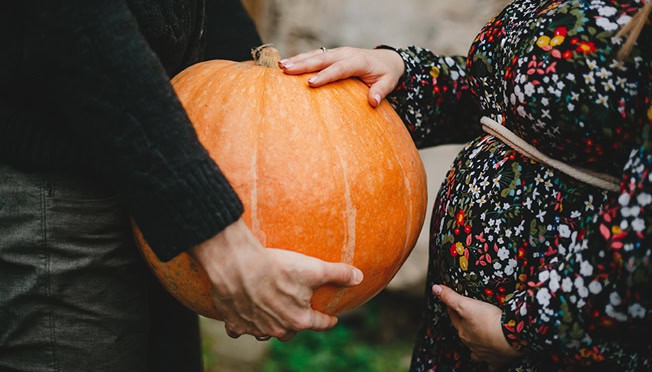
383;45;483;148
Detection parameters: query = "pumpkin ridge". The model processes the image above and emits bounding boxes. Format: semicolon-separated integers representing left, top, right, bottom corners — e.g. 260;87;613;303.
306;82;367;315
248;67;269;244
344;81;424;265
331;121;357;266
309;88;357;266
378;103;415;264
337;82;417;283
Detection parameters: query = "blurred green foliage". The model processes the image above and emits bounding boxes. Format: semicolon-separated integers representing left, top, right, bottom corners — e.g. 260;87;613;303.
262;324;412;372
262;295;416;372
201;292;421;372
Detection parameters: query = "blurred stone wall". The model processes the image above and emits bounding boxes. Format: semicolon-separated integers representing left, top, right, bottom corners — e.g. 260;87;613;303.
243;0;510;56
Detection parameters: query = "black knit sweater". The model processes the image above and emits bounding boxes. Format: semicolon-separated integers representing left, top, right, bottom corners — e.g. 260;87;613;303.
0;0;261;261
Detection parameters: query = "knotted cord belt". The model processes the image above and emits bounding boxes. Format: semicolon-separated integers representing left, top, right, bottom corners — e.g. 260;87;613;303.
480;116;620;192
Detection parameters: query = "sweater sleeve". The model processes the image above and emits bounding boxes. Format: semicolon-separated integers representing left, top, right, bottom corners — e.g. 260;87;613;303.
501;108;652;357
28;0;243;261
381;45;483;149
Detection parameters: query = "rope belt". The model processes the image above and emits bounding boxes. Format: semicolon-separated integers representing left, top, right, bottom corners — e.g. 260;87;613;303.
480;116;620;192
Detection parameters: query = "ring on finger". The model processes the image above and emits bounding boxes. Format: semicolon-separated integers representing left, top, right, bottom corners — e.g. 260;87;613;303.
255;335;272;341
320;46;327;53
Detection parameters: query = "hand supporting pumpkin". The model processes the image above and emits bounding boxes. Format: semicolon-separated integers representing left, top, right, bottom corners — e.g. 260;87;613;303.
433;284;524;369
279;47;405;107
189;219;364;341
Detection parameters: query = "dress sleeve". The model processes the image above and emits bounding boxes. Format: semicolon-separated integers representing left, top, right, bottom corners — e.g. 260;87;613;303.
501;105;652;355
381;45;483;149
28;0;243;261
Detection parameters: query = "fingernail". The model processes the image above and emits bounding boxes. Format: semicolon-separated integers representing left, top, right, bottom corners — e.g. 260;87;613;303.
308;76;319;84
374;94;381;106
353;268;364;284
432;284;443;296
278;59;294;69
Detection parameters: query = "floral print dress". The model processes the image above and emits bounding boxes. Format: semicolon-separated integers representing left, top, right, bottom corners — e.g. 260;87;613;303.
384;0;651;370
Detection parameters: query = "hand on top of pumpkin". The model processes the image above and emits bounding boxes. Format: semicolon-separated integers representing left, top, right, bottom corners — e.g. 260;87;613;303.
279;46;405;108
190;219;364;341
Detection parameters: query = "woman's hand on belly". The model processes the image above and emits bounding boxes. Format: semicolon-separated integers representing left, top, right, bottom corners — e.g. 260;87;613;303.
433;284;523;369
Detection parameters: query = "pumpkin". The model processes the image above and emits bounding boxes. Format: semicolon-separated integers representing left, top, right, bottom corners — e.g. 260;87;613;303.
133;45;428;319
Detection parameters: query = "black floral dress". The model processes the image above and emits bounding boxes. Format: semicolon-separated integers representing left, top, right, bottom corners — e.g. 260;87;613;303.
384;0;651;370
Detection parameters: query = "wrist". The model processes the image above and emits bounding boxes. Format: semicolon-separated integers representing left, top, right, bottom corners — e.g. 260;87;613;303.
374;45;405;80
189;219;265;288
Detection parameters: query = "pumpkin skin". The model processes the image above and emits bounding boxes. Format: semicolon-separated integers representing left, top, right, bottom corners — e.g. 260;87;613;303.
133;50;428;319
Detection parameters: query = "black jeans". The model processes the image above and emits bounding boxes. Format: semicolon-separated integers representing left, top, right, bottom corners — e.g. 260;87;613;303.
0;164;201;372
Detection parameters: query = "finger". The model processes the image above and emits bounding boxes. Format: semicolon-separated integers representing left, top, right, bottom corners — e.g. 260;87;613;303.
447;307;463;330
280;48;331;66
304;310;339;331
282;47;354;69
306;58;372;87
280;51;340;75
312;262;363;288
433;284;464;314
224;325;242;339
277;331;296;342
368;76;397;107
282;49;363;80
470;352;481;362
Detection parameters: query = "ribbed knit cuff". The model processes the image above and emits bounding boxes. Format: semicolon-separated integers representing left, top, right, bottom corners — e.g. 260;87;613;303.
130;158;244;262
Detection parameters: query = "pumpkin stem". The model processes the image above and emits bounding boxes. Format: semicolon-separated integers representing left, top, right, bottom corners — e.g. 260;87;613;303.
251;44;281;68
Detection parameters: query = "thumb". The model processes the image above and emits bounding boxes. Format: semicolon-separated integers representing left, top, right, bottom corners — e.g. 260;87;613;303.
368;77;397;107
318;262;364;288
433;284;463;313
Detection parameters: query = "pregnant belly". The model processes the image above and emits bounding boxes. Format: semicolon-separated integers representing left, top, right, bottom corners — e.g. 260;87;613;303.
429;135;610;305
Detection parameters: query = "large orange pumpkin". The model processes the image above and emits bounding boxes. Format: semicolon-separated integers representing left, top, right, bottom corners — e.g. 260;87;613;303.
133;46;428;319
